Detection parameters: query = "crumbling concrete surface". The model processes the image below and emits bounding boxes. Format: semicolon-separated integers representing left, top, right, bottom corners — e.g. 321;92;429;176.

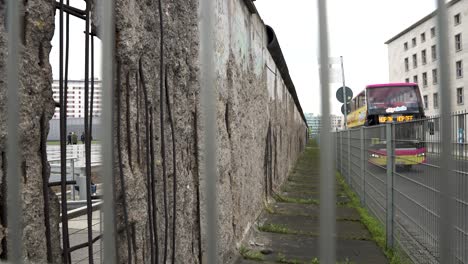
0;0;59;263
103;0;306;263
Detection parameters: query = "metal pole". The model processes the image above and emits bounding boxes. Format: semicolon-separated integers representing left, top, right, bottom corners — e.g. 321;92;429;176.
436;0;455;262
318;0;336;263
200;0;218;262
360;127;365;205
347;129;351;185
100;0;117;262
341;56;348;129
340;132;343;174
385;124;394;249
71;158;76;200
6;0;23;260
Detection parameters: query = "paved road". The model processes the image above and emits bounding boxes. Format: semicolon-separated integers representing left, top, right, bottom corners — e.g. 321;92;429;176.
343;153;468;263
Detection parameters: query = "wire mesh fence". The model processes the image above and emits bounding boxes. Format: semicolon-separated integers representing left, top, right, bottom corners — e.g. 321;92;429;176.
336;114;468;264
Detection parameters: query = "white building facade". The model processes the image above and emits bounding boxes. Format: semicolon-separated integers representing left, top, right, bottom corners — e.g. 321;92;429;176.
305;113;343;137
386;0;468;116
52;79;102;119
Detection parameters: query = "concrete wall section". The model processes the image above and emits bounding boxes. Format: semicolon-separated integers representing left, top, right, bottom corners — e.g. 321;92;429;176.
107;0;202;263
212;0;308;262
0;1;60;262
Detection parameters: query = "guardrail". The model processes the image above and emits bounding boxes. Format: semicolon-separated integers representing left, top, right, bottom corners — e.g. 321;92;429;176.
336;116;468;264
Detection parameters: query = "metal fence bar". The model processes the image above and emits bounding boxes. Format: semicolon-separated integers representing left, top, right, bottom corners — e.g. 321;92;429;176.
386;124;394;249
200;0;218;262
317;0;336;263
340;132;343;174
360;127;365;205
100;0;117;262
435;0;455;263
6;0;22;261
347;129;351;185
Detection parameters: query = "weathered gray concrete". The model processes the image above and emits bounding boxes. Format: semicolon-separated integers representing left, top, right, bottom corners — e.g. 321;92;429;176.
0;0;59;262
106;0;307;262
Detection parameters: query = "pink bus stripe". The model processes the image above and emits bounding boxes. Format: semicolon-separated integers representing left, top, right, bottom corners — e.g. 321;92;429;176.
369;148;425;156
366;83;417;88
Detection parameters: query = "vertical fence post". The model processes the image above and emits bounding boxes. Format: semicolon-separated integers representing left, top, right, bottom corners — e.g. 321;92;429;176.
340;132;343;174
100;0;117;261
347;129;351;185
360;127;365;206
200;0;218;262
71;158;76;200
436;0;455;261
317;0;336;261
385;124;394;249
6;0;23;260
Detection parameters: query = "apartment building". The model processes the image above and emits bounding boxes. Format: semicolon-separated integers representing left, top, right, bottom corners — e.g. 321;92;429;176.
385;0;468;116
52;79;102;119
305;113;343;137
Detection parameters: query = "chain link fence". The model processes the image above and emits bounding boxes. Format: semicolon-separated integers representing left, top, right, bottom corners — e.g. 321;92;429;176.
336;115;468;263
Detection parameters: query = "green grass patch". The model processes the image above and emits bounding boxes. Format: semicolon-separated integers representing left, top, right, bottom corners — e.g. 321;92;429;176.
258;223;296;234
264;202;275;214
276;253;303;264
336;173;411;264
239;245;265;261
274;193;319;205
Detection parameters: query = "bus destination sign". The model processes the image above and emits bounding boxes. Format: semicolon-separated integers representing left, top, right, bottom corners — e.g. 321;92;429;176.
379;115;414;123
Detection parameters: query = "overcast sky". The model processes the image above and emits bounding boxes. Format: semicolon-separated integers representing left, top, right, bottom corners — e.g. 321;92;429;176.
255;0;437;115
50;0;438;116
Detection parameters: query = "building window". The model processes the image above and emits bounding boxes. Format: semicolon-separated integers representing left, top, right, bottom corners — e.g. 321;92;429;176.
422;72;428;87
421;32;426;42
433;93;439;109
404;42;408;51
431;27;436;38
413;54;417;68
431;45;437;61
432;68;438;84
413;75;418;83
456;60;463;78
404;58;409;71
455;33;462;51
405;78;410;83
457;87;464;104
424;95;428;109
455;13;461;25
421;49;427;64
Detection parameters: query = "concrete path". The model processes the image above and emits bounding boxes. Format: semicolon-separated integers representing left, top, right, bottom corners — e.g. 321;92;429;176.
236;144;388;263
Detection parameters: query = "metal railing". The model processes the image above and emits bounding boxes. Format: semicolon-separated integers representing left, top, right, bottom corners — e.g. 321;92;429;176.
336;114;468;263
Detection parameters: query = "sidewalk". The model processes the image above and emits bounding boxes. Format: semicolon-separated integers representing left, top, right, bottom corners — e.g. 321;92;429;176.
236;143;388;263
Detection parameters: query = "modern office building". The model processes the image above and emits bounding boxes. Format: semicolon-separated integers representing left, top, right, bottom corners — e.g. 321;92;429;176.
52;79;102;119
305;113;343;137
385;0;468;116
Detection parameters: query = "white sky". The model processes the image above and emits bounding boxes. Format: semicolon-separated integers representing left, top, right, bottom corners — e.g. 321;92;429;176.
50;0;438;116
50;1;102;82
255;0;437;115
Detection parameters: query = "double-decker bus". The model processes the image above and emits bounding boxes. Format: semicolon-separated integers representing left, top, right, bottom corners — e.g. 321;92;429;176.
346;83;426;169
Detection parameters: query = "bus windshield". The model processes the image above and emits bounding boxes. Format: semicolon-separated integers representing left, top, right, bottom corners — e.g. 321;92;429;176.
366;85;422;115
